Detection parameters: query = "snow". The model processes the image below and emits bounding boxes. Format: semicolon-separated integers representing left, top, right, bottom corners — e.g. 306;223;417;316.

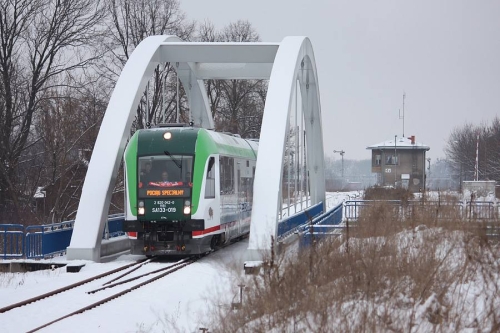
33;187;46;199
2;191;497;332
0;243;247;333
367;136;430;150
0;192;352;332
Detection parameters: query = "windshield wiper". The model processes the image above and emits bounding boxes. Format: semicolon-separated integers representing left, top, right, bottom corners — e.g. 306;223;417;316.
164;150;182;169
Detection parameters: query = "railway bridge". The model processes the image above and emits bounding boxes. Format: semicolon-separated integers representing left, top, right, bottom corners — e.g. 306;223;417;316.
66;36;328;262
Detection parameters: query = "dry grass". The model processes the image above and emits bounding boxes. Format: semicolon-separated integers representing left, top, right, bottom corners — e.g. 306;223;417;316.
206;198;500;332
363;186;414;202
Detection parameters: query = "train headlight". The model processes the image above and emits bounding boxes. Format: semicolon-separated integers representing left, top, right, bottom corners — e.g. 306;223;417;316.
163;132;172;140
138;201;145;215
183;200;191;215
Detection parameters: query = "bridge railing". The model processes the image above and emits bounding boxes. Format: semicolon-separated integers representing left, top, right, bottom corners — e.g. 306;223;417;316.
25;221;75;259
299;203;343;247
0;224;24;259
277;202;324;242
103;214;126;240
1;215;126;260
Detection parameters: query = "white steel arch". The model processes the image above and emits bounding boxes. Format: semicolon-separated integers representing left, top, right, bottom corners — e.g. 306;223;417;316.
247;37;325;261
66;36;324;262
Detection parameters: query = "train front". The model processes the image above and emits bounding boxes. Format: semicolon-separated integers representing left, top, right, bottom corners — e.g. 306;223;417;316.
124;127;203;257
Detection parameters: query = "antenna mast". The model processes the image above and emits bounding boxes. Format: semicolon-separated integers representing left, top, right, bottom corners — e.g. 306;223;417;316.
399;92;406;137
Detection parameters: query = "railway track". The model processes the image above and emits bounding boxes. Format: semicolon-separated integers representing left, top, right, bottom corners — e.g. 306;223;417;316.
1;236;247;332
26;258;196;332
0;258;151;314
0;257;195;332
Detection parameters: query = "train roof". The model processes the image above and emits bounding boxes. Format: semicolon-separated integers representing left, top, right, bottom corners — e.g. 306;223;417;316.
134;127;258;158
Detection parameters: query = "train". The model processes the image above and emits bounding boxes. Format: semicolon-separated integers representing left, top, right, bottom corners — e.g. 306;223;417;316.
122;124;258;257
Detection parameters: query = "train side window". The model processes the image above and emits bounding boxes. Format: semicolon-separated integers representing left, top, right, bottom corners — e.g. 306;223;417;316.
219;156;234;194
205;157;216;198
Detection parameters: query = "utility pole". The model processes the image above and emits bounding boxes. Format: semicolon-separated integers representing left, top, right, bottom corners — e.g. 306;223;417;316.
399;92;406;137
333;150;345;178
475;133;479;181
394;135;397;187
427;158;431;189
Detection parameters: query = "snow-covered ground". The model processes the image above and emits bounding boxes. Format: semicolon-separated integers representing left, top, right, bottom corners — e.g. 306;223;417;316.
0;192;354;332
0;242;250;333
2;190;497;332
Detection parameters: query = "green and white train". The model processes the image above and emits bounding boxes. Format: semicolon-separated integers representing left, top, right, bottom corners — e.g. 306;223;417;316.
123;125;258;257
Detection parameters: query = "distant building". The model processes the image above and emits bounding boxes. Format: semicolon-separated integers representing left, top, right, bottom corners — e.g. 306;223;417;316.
367;136;430;192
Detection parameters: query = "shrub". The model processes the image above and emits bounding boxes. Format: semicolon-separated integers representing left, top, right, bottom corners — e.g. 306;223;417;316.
207;200;500;332
363;186;414;203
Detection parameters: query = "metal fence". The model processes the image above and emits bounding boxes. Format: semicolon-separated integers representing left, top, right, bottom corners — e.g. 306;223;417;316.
103;214;126;240
25;221;75;259
465;201;497;220
344;200;401;221
345;200;499;222
1;215;126;260
0;224;24;259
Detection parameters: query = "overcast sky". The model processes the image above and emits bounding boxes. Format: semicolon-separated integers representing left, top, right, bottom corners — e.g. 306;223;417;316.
180;0;500;162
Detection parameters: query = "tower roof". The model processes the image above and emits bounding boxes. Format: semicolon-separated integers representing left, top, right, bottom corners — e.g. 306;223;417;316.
366;136;430;150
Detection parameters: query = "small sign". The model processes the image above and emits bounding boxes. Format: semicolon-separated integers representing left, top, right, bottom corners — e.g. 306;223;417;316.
385;168;391;173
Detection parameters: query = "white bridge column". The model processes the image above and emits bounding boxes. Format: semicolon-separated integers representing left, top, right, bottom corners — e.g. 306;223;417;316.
67;36;172;261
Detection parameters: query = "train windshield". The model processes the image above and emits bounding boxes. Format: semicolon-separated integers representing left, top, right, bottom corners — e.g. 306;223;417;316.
138;155;193;188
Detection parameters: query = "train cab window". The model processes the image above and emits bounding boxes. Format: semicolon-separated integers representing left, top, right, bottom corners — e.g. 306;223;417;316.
205;157;216;198
138;155;193;188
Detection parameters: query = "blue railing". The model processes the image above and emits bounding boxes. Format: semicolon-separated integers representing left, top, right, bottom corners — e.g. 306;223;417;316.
25;221;75;259
299;203;343;247
277;202;324;241
1;215;126;259
0;224;24;259
104;214;126;239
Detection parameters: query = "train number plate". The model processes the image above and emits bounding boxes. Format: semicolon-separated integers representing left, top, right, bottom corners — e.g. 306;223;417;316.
146;199;184;219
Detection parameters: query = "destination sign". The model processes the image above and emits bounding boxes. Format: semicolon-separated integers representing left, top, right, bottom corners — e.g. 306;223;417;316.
148;189;183;196
139;188;191;198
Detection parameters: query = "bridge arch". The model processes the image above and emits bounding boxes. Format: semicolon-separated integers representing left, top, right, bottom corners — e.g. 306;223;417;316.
67;36;325;261
248;38;325;260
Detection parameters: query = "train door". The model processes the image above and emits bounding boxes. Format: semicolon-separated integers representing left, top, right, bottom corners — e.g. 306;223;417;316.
220;156;237;242
237;167;242;236
236;158;251;236
203;156;220;232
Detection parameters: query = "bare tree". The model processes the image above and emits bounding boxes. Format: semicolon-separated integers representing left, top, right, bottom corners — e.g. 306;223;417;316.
0;0;106;222
197;20;223;119
445;116;500;184
101;0;195;130
201;20;266;139
217;79;265;138
482;117;500;181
